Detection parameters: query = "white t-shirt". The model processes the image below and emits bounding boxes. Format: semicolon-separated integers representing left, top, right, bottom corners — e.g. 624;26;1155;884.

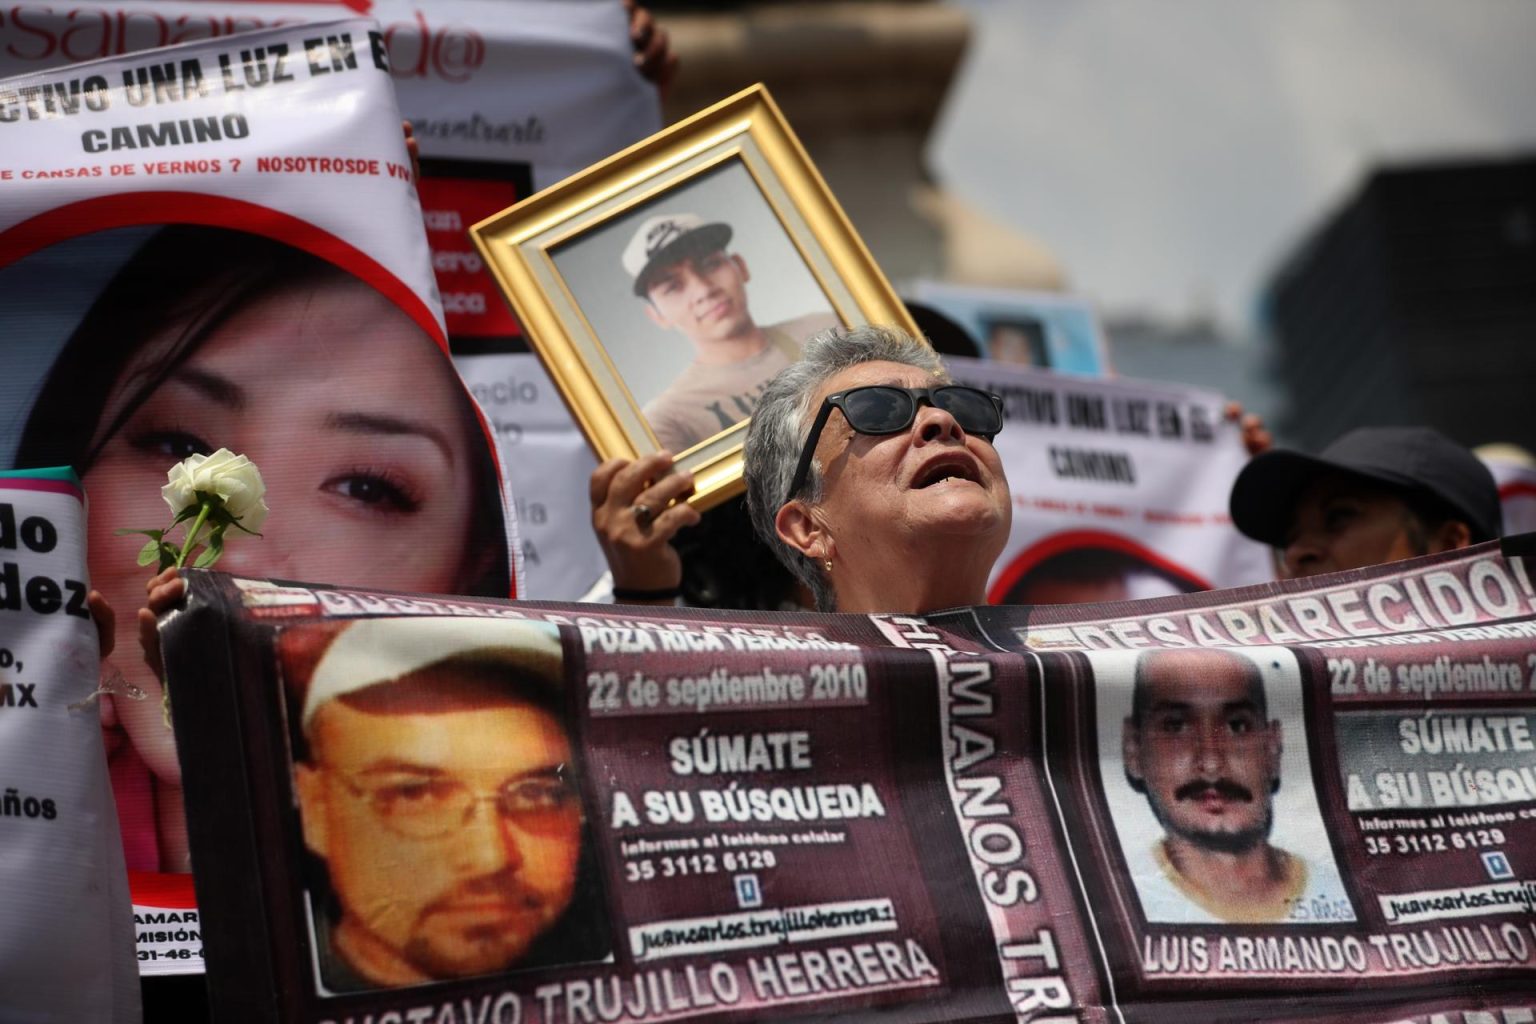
1133;839;1355;925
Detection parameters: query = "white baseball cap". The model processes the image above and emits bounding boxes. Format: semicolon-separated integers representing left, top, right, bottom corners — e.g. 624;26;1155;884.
301;617;562;731
622;212;733;296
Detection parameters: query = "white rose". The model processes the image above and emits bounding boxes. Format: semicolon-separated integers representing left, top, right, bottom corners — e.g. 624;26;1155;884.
161;448;268;532
161;460;200;517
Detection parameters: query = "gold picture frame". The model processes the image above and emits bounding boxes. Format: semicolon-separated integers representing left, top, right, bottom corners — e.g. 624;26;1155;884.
470;84;916;510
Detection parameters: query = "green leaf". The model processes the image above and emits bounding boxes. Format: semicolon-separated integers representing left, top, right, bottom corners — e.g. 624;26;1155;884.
156;542;179;572
194;528;225;568
137;539;162;567
116;527;164;540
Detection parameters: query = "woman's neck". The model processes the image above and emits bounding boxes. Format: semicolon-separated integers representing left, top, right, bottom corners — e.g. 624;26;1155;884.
832;539;992;615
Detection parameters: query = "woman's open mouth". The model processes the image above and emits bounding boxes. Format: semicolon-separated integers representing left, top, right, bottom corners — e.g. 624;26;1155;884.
913;457;981;489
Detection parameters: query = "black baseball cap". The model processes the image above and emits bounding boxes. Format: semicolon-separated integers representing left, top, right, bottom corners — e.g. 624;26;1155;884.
1230;426;1502;547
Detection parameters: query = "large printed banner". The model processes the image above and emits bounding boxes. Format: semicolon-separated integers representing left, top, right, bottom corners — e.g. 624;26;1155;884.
0;21;527;973
0;1;656;191
0;0;663;601
163;540;1536;1022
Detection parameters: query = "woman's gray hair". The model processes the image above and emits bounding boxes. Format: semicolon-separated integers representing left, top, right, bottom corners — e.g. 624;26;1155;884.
743;324;947;611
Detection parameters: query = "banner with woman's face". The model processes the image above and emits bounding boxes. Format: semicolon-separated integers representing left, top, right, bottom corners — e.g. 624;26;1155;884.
0;0;667;607
0;18;520;973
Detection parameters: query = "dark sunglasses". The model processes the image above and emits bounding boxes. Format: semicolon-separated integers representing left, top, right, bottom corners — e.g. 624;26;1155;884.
786;384;1005;499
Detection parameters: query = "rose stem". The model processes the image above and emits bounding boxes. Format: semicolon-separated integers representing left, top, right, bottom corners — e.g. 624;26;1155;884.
175;501;214;569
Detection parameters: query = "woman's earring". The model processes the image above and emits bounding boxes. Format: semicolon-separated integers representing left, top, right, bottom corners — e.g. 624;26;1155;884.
824;559;833;573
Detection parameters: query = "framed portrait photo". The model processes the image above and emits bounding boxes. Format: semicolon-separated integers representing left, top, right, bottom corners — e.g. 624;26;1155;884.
470;84;916;509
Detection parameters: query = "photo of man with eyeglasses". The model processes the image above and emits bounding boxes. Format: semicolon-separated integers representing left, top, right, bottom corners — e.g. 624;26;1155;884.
287;617;608;994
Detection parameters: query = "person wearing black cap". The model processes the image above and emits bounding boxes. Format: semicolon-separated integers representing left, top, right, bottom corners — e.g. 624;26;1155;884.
622;211;838;454
1229;426;1502;579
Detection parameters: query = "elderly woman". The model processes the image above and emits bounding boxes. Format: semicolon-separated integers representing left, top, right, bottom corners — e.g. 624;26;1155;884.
743;324;1012;614
587;324;1011;614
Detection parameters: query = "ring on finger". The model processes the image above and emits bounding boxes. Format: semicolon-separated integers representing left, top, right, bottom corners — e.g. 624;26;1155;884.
631;503;655;527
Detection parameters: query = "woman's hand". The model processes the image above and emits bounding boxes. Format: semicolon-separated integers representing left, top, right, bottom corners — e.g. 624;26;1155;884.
402;120;421;183
590;452;700;603
624;0;678;93
1225;401;1274;457
87;590;114;659
137;568;186;682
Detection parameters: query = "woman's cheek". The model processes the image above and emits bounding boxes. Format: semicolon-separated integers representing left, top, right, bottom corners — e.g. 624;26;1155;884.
362;505;475;592
86;463;176;565
288;504;469;593
83;478;145;623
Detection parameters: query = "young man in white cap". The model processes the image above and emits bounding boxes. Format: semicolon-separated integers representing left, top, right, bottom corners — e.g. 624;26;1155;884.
289;617;604;992
1229;426;1502;579
623;212;838;453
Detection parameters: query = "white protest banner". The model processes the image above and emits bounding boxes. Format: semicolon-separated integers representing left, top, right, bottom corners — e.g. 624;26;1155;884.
0;1;656;187
396;0;659;600
946;356;1274;603
457;357;608;598
0;469;138;1021
0;0;664;601
0;18;526;973
0;22;441;332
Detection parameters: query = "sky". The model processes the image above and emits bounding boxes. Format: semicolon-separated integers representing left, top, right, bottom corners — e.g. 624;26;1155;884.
930;0;1536;336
